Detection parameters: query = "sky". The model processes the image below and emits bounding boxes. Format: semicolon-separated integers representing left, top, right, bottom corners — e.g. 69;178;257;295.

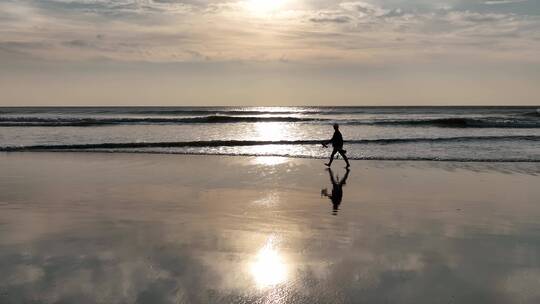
0;0;539;106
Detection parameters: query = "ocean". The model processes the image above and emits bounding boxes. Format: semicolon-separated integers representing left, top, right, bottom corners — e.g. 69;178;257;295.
0;106;538;162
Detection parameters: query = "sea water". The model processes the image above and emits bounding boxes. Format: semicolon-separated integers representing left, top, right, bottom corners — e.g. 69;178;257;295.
1;106;538;161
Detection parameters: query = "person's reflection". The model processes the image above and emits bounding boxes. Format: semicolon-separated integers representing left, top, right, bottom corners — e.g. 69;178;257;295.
321;168;350;215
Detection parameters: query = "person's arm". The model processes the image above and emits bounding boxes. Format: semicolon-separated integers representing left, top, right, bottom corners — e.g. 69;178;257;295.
322;138;331;147
322;133;337;147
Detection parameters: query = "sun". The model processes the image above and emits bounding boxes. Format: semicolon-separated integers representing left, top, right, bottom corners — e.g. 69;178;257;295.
246;0;287;15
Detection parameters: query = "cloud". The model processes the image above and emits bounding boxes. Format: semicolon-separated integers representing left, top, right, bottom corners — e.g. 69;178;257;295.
340;1;389;17
484;0;529;4
0;41;52;60
0;0;538;65
63;39;95;48
309;11;351;23
25;0;198;23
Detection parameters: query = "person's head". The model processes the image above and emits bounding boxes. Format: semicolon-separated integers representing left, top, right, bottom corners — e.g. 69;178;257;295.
333;123;339;131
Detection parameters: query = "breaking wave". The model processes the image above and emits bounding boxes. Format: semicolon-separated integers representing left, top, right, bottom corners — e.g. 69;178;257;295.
2;135;538;152
344;117;540;128
1;115;538;128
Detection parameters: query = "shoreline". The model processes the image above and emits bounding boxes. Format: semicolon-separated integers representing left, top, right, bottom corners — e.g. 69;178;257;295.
2;151;540;164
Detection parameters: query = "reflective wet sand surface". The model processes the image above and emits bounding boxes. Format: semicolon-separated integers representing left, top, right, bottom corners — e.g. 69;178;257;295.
1;153;539;303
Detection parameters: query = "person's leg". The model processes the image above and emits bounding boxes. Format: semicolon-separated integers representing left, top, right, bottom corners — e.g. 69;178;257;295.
325;149;337;166
339;150;350;167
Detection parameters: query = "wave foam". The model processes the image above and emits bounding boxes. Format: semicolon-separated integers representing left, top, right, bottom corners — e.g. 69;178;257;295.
2;135;537;152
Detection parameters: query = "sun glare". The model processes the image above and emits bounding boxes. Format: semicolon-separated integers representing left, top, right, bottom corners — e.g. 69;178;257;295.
250;237;288;288
254;122;285;141
252;156;288;166
246;0;287;15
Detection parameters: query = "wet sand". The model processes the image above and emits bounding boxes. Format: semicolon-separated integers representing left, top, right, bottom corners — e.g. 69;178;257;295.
1;153;539;303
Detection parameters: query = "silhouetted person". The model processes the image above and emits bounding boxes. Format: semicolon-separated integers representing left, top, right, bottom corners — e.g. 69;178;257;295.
322;123;350;168
321;168;350;215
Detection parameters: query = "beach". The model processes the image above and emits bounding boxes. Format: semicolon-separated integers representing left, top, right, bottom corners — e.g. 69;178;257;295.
2;0;539;300
1;153;539;303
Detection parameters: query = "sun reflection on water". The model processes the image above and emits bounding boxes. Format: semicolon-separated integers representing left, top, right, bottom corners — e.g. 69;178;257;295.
254;122;287;141
250;237;288;288
252;156;288;166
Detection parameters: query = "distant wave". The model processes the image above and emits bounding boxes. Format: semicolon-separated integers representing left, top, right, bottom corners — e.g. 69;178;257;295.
0;108;313;116
521;110;540;117
2;135;538;152
344;117;540;128
108;110;307;116
1;115;538;128
0;115;324;126
1;106;536;116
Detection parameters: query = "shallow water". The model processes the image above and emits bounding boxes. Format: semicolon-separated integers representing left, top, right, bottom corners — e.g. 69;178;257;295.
0;153;539;303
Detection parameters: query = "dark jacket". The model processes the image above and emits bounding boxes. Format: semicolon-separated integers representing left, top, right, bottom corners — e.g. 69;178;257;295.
331;131;344;149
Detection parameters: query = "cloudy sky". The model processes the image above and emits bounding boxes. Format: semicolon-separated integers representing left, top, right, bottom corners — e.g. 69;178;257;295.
1;0;539;105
